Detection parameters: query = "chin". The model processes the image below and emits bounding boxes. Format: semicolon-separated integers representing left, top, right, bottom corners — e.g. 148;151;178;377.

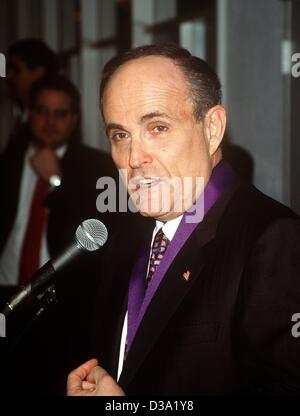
40;139;64;148
138;209;179;223
138;208;165;218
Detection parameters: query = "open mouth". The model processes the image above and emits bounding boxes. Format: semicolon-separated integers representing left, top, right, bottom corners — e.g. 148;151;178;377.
131;177;162;189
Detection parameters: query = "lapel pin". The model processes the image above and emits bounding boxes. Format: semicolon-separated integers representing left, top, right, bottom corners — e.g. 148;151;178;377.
182;269;191;281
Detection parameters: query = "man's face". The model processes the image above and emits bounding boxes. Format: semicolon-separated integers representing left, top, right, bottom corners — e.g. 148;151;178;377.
103;56;221;221
29;89;77;149
6;55;44;103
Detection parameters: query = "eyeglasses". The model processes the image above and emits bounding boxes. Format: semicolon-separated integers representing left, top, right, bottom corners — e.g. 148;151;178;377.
33;105;74;119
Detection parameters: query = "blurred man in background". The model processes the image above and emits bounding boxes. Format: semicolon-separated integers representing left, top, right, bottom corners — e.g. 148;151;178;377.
1;38;59;152
7;38;58;108
0;74;116;292
0;75;119;393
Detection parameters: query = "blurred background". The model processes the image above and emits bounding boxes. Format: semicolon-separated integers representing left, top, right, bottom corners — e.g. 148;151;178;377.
0;0;300;214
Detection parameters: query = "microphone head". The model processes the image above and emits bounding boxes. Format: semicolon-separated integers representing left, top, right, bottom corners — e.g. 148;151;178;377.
75;219;108;251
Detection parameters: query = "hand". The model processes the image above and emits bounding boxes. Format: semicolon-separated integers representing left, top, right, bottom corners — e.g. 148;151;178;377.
67;358;125;396
30;147;62;182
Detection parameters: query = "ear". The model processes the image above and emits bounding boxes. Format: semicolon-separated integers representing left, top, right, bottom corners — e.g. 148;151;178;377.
203;105;226;156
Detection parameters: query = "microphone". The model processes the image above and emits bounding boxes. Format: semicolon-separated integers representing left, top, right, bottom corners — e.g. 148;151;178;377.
2;219;108;316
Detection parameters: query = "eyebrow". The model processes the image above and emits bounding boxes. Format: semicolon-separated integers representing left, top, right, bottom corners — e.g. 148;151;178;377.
140;111;175;123
106;112;174;136
106;123;124;136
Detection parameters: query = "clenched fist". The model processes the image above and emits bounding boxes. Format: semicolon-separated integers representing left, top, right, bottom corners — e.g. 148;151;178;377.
30;147;62;182
67;359;125;397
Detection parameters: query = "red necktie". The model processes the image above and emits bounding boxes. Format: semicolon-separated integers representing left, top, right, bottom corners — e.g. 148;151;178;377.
18;177;49;286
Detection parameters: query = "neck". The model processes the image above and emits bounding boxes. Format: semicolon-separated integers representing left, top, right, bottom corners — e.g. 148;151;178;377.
211;148;223;168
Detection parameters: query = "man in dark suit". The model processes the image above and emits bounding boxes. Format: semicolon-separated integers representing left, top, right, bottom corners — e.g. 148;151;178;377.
1;38;59;153
0;74;117;294
66;44;300;396
0;75;119;393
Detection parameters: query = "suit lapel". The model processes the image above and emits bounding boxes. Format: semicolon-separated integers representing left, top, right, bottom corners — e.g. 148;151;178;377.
119;177;241;389
91;219;154;378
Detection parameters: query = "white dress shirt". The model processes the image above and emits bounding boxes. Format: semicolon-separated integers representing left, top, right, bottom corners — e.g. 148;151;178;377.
117;215;183;380
0;145;66;286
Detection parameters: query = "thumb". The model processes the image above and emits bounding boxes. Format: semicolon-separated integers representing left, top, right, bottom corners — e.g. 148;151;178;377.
67;358;98;396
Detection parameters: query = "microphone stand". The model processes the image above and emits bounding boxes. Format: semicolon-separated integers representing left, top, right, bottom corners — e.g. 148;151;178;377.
6;284;58;354
0;284;59;393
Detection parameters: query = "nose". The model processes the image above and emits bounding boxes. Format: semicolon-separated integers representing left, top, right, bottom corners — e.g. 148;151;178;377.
128;139;152;169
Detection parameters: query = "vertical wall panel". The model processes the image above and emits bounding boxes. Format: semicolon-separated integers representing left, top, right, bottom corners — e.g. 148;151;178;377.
42;0;59;51
224;0;285;203
80;0;117;150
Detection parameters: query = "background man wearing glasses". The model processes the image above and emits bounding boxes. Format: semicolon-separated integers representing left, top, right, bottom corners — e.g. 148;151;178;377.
0;75;118;393
0;75;116;292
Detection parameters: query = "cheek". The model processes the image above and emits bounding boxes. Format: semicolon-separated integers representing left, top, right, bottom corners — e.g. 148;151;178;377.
156;142;187;175
112;147;127;169
60;122;71;134
58;120;74;136
168;141;207;178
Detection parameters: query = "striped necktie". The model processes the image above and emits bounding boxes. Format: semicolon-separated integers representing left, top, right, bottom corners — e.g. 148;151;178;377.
145;227;170;290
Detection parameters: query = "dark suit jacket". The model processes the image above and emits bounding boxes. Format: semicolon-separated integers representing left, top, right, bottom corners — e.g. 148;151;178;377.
87;175;300;395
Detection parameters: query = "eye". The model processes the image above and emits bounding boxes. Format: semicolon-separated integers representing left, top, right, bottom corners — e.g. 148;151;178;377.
153;125;168;133
55;109;71;119
111;131;129;142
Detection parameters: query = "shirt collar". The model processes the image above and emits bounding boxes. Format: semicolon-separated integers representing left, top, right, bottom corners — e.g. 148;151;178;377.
27;144;68;159
155;215;183;242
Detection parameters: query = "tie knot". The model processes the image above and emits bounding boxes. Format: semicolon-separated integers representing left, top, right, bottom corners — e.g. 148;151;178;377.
152;228;169;249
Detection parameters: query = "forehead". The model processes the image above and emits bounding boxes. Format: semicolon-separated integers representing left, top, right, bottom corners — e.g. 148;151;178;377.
102;56;192;122
34;89;72;107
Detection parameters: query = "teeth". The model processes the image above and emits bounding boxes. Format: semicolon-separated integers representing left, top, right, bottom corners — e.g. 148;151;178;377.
131;177;160;187
139;178;155;185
